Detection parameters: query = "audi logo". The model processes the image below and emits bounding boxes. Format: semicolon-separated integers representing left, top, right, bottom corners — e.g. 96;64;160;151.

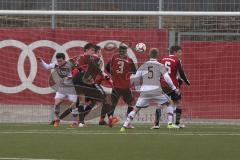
0;40;137;94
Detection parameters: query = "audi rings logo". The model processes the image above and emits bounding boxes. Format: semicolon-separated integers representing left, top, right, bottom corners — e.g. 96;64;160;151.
0;40;137;94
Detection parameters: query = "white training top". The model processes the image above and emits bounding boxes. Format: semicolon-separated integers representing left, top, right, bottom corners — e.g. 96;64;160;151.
134;58;176;95
40;59;74;87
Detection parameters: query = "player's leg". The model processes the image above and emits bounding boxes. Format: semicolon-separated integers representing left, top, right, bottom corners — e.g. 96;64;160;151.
106;89;119;117
78;98;95;127
84;98;95;117
122;89;135;115
59;108;72;120
77;94;86;126
59;98;81;120
81;83;106;125
122;89;135;128
155;94;179;129
98;88;118;126
99;105;108;125
67;94;78;128
53;92;65;128
120;96;149;131
106;88;120;127
174;100;184;127
151;107;162;129
152;87;171;128
170;92;183;127
166;103;180;129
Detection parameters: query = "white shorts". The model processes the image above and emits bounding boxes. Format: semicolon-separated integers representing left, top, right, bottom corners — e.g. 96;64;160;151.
136;94;169;108
55;92;77;103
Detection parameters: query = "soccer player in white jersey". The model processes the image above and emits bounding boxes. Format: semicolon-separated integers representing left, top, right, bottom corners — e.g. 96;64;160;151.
37;53;79;128
120;48;180;131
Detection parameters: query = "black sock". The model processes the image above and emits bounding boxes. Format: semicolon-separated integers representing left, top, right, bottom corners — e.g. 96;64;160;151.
78;104;85;123
175;108;182;125
107;109;114;118
59;108;72;120
155;109;161;126
127;106;133;115
100;104;107;119
84;104;93;117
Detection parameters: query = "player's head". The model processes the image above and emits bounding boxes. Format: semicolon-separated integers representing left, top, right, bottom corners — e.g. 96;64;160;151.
119;44;127;56
94;45;102;57
149;48;159;59
56;52;66;66
170;45;182;59
84;43;95;55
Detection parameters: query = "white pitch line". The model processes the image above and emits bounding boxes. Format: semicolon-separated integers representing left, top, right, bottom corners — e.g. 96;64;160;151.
0;131;240;136
0;158;56;160
1;130;239;134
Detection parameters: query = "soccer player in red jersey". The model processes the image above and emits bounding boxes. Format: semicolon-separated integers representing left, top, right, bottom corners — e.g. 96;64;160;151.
102;44;137;128
153;45;190;128
58;43;111;127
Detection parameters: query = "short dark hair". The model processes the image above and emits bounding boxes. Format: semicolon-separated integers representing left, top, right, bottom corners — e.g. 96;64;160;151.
170;45;182;54
95;45;101;52
56;53;65;60
119;44;127;55
84;43;95;52
150;48;158;58
119;44;127;50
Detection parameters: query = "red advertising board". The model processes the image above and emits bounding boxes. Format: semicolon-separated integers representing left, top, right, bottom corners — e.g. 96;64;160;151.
0;29;168;104
1;29;240;119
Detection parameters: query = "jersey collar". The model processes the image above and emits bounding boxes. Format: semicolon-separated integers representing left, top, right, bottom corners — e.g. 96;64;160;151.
150;58;157;61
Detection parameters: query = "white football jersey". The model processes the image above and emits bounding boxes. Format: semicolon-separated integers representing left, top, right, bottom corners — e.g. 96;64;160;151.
134;58;167;95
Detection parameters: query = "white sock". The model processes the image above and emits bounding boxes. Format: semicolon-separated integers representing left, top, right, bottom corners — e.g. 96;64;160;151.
167;105;174;124
123;111;136;127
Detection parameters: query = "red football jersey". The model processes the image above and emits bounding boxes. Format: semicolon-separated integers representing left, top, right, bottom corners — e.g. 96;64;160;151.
160;55;180;88
109;54;136;89
78;53;102;82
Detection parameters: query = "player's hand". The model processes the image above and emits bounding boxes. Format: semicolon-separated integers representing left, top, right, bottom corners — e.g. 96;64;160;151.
178;78;183;86
174;88;180;95
102;72;110;80
36;57;42;63
104;75;110;80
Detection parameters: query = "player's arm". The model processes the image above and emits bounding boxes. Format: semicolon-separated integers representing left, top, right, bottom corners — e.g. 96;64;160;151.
129;59;137;85
98;59;103;70
68;56;80;67
177;61;190;85
65;69;73;80
37;57;55;70
163;72;177;91
88;57;109;80
132;67;142;91
160;65;177;91
130;59;137;74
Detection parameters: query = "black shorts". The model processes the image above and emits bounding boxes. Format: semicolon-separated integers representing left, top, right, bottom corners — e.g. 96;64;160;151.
73;71;106;102
112;88;134;105
168;91;181;101
162;86;181;101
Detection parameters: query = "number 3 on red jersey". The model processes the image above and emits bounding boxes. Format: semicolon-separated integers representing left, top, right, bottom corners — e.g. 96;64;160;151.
116;60;124;74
